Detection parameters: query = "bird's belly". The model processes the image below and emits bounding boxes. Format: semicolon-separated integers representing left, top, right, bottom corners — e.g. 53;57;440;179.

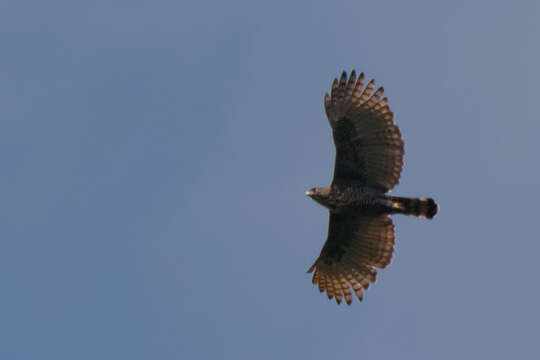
330;193;390;214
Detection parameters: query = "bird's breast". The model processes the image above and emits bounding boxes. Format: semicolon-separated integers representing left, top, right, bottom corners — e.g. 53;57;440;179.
328;186;382;210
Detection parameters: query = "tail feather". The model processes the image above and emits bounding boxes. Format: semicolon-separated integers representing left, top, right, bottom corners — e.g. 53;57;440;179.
390;196;438;219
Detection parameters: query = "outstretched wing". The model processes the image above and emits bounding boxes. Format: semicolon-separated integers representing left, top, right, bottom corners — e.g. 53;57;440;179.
325;70;404;192
308;213;395;305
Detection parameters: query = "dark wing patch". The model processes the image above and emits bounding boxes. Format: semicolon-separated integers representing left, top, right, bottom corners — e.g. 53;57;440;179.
308;213;395;305
325;70;404;192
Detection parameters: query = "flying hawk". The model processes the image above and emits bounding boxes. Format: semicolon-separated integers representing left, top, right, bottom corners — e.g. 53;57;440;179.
306;70;437;305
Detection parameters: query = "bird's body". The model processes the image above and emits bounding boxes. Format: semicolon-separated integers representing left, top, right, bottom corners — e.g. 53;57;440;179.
306;70;438;305
308;184;386;213
308;184;436;217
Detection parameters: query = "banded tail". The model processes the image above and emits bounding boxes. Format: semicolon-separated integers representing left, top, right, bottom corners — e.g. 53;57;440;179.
390;196;438;219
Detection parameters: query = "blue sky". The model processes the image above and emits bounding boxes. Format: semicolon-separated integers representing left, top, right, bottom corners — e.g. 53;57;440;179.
1;0;539;358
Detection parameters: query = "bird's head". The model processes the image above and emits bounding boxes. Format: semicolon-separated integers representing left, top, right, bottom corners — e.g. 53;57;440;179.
306;187;331;205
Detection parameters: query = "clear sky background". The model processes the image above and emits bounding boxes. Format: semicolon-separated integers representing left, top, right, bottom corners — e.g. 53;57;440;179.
2;0;539;359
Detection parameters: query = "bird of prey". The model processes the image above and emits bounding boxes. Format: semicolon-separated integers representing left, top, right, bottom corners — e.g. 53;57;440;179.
306;70;437;305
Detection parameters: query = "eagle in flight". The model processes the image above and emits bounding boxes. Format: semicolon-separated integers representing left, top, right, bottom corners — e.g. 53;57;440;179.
306;70;438;305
